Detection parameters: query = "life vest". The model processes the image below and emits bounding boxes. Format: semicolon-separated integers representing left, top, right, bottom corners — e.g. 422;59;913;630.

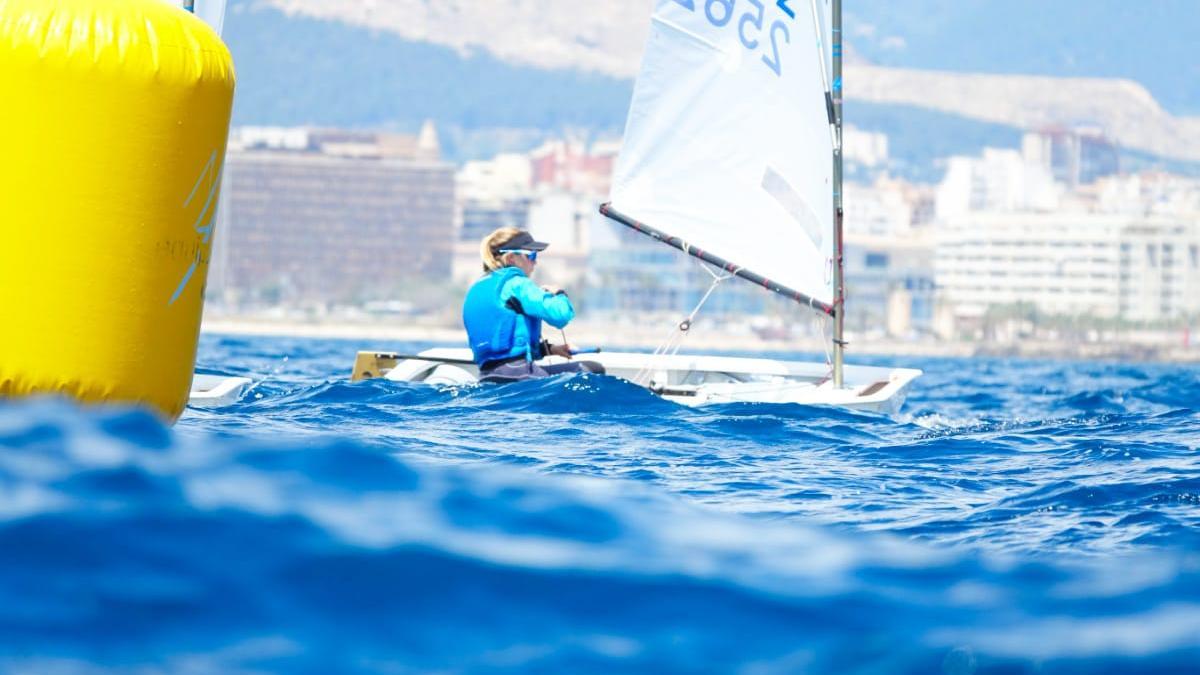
462;267;542;366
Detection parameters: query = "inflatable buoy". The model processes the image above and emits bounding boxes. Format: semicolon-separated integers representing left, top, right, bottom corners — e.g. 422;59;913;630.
0;0;236;421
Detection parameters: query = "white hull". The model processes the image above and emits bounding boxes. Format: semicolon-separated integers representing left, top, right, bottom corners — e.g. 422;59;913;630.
369;348;921;415
188;373;252;408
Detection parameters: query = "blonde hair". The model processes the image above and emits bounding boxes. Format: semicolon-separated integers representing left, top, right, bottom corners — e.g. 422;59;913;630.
480;226;522;272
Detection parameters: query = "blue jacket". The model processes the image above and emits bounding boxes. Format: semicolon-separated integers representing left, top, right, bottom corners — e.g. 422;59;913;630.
462;266;575;366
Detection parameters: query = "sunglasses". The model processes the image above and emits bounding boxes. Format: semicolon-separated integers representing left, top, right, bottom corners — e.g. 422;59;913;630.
499;249;538;262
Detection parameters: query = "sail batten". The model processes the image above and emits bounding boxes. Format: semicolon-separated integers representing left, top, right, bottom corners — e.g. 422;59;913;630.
608;0;835;308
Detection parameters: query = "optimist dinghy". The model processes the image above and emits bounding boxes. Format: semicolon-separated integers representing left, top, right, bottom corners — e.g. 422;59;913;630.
352;0;921;411
352;349;918;414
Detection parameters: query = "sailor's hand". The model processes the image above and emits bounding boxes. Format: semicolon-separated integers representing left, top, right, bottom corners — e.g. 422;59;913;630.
548;343;574;359
542;285;566;296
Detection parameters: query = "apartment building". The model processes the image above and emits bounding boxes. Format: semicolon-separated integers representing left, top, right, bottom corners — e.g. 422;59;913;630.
936;213;1200;323
211;127;455;306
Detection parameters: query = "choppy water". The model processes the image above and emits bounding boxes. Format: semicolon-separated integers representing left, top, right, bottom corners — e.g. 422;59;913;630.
1;333;1198;673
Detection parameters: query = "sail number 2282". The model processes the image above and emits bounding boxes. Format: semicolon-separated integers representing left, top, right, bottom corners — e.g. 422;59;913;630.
671;0;793;77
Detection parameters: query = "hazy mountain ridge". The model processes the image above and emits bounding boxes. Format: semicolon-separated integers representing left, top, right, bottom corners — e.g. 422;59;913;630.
235;0;1200;165
266;0;652;77
264;0;1198;116
842;0;1200;117
855;67;1200;164
224;3;633;134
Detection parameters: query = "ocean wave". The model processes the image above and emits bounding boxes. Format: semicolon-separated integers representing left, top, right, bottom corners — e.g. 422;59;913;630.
2;398;1200;672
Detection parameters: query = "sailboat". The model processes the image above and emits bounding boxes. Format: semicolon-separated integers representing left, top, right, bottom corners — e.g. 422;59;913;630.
348;0;921;414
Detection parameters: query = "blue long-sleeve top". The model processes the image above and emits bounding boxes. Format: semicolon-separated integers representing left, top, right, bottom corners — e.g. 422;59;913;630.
500;270;575;330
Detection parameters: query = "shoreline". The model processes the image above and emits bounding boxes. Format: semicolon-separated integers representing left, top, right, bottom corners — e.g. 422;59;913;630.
200;317;1200;363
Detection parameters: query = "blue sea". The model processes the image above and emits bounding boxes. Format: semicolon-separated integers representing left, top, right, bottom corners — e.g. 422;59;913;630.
2;333;1199;673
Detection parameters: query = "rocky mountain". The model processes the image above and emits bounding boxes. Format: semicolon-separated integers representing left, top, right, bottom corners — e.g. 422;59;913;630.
228;0;1200;165
264;0;1199;115
854;67;1200;165
266;0;652;77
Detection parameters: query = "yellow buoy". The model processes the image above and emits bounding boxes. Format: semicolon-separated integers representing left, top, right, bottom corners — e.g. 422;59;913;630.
0;0;236;421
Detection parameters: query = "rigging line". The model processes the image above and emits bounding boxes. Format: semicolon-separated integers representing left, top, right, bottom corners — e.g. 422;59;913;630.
819;311;834;374
680;255;736;332
698;256;738;282
240;354;290;400
635;319;690;386
632;270;732;387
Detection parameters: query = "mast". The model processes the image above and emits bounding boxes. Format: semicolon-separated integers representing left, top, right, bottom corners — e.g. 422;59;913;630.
831;0;846;388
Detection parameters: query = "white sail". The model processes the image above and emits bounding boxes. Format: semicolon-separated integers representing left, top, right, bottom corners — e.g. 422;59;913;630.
610;0;835;306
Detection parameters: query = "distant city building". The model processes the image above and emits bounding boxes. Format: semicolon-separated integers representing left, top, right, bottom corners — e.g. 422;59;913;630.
530;139;619;197
459;195;533;244
1119;220;1200;323
909;187;938;228
1088;172;1200;216
935;213;1200;326
1022;126;1120;187
456;153;535;245
843;125;889;168
231;123;441;161
845;177;916;238
458;154;533;202
211;125;454;306
526;190;593;289
936;148;1060;219
844;232;936;336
